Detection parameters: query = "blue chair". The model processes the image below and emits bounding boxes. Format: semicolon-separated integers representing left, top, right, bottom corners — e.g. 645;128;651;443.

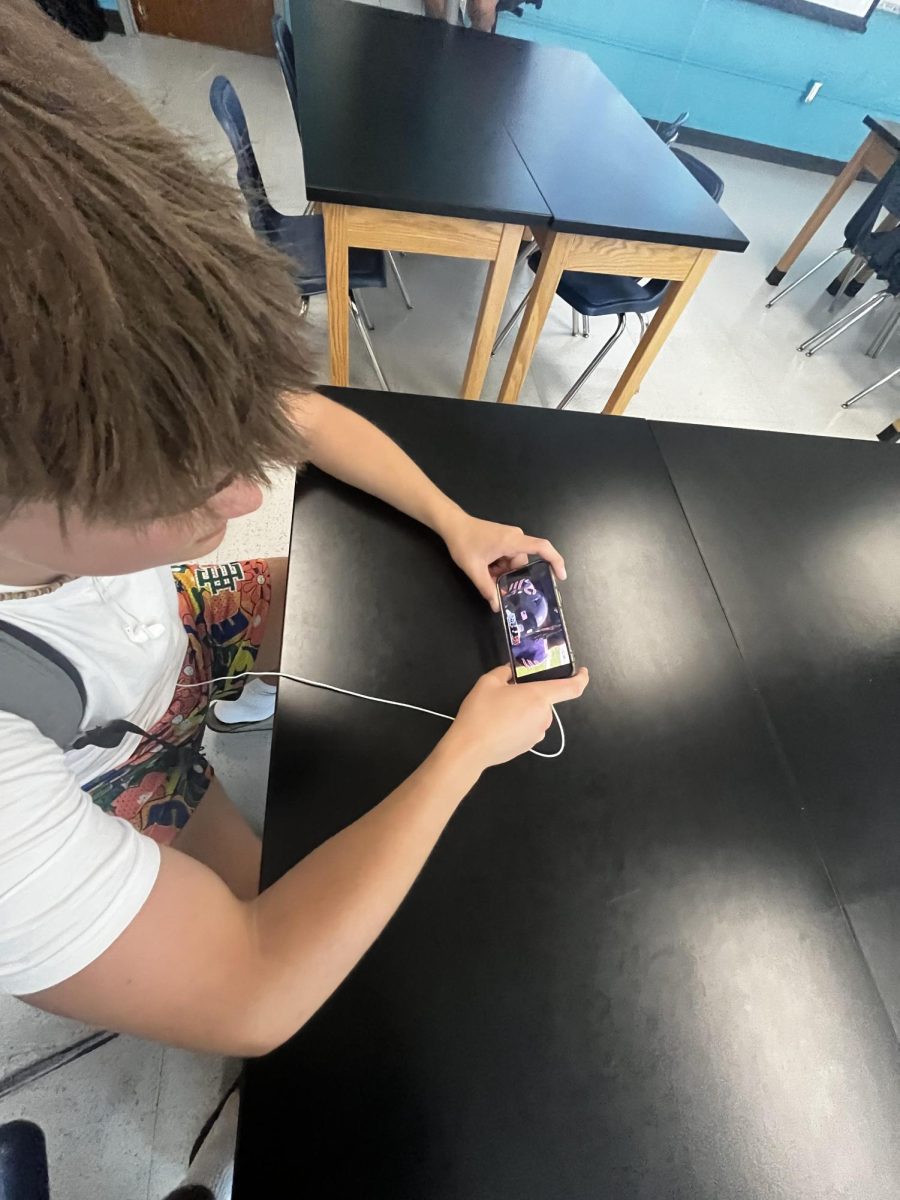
493;147;725;409
765;160;900;307
792;222;900;410
271;14;316;218
270;16;413;310
271;14;297;115
494;0;543;19
0;1121;50;1200
209;75;391;390
653;111;689;147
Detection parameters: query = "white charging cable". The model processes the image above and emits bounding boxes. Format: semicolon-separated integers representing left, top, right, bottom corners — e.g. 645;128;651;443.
178;670;565;760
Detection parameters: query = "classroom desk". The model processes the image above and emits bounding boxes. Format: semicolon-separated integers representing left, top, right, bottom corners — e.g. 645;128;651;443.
291;0;551;401
289;0;747;412
484;37;748;411
235;389;900;1200
766;115;900;286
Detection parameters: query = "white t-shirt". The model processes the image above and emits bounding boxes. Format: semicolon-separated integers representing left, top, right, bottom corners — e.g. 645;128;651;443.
0;568;187;995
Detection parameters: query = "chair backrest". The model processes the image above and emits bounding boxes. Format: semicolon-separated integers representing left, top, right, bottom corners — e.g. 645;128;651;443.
208;75;275;235
672;146;725;204
845;160;900;250
861;222;900;294
272;15;297;113
639;148;724;300
495;0;544;16
0;1121;51;1200
655;111;689;147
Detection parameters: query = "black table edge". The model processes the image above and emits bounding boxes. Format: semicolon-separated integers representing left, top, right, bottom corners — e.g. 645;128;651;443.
864;114;900;156
303;183;552;228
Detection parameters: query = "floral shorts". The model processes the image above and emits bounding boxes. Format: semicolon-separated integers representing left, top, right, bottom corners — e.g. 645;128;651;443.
85;560;271;845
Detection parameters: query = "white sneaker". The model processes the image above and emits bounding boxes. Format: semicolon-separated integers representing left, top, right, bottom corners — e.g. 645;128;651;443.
206;678;276;734
162;1090;239;1200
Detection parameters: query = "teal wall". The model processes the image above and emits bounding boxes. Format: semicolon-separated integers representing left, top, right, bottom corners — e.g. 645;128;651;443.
98;0;118;11
497;0;900;161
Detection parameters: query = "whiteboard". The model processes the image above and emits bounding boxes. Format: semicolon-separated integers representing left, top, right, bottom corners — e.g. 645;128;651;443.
741;0;878;28
813;0;875;15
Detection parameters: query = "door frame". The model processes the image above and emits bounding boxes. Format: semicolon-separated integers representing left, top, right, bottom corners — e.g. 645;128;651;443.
123;0;287;41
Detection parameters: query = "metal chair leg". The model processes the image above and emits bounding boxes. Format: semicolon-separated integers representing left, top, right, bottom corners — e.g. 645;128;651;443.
637;312;647;337
765;246;846;310
798;291;889;356
352;288;375;332
0;1031;118;1102
571;307;579;337
386;252;414;310
303;199;316;216
826;254;866;312
349;298;390;391
557;314;626;410
842;365;900;408
866;297;900;358
582;314;591;338
832;216;899;299
492;290;531;356
516;240;538;270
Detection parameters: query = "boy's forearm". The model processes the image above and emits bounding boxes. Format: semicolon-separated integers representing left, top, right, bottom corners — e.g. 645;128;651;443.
246;735;482;1046
290;391;464;538
25;738;482;1057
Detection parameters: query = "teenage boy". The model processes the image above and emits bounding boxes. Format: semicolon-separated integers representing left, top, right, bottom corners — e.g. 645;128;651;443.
0;0;588;1057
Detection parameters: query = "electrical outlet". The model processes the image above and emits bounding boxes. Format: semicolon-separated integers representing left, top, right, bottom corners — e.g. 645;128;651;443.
803;80;824;103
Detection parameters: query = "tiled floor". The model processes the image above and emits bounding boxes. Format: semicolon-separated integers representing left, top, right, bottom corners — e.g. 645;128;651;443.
4;7;900;1197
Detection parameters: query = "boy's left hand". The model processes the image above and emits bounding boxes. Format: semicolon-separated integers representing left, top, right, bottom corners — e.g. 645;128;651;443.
439;511;566;612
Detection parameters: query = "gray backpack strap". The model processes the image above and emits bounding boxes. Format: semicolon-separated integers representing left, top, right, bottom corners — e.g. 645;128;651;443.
0;619;87;751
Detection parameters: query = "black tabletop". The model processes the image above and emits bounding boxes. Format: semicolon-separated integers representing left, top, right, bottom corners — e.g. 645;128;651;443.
489;36;747;250
291;0;551;226
865;115;900;156
655;421;900;1036
289;0;748;252
235;391;900;1200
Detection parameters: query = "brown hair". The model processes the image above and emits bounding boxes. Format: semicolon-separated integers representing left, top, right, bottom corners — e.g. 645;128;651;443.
0;0;313;525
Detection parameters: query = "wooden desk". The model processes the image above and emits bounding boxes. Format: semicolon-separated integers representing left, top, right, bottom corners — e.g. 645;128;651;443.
291;1;748;412
491;40;747;412
236;389;900;1200
766;115;900;286
291;0;550;400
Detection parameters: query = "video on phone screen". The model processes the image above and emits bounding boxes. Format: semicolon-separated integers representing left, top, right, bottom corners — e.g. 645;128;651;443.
499;563;571;680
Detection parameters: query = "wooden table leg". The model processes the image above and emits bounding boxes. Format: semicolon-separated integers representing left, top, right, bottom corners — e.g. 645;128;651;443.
461;223;523;400
767;133;875;285
322;203;350;386
497;231;572;405
603;250;715;416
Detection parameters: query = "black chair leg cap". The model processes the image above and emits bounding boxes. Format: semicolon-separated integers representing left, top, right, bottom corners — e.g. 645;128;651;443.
845;279;865;298
876;421;900;443
766;267;786;286
825;277;842;296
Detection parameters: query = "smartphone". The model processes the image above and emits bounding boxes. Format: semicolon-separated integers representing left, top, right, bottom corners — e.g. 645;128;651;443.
497;558;575;683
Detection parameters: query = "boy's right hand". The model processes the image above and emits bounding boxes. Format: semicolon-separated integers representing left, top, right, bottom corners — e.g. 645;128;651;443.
444;665;590;771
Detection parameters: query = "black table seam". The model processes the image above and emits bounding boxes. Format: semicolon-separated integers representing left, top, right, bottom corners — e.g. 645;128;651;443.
647;419;900;1048
503;123;556;225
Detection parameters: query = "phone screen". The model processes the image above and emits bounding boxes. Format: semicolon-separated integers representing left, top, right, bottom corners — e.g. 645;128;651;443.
498;559;573;682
